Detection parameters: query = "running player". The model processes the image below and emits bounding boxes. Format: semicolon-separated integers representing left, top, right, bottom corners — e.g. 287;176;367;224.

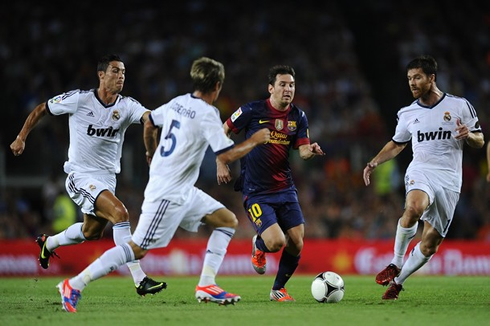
217;65;325;302
363;55;484;299
55;57;270;312
10;54;166;296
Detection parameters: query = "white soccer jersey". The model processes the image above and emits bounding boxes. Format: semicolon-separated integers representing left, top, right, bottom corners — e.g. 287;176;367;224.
46;89;148;175
393;93;481;192
144;93;234;204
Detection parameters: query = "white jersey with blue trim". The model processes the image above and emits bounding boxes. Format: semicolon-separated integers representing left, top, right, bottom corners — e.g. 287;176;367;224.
144;93;234;204
393;93;481;192
46;89;148;175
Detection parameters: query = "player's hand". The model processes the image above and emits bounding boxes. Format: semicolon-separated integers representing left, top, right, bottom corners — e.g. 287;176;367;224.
216;160;232;185
309;142;325;156
363;162;377;186
10;136;25;156
145;151;153;166
454;118;469;140
251;128;271;145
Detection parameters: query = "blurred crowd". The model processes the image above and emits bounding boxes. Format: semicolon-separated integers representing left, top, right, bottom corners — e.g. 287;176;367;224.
1;0;489;241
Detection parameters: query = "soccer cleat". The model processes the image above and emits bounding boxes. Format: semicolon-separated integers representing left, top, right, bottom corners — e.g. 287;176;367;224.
57;279;81;313
136;277;167;296
270;288;295;302
195;284;241;305
251;235;266;274
382;281;403;300
36;234;60;269
375;263;401;286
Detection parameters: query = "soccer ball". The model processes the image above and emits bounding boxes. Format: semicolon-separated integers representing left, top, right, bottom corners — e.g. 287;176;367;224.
311;271;345;303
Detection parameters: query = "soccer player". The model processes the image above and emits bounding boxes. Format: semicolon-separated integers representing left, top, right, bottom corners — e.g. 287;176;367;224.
363;55;484;300
56;57;270;312
10;54;166;296
217;65;325;302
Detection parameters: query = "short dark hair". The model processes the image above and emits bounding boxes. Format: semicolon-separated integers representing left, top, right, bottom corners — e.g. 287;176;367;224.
268;65;295;86
190;57;225;93
406;55;438;79
97;54;122;73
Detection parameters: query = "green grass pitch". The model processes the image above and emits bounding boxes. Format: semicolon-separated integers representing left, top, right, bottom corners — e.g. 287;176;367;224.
0;275;489;326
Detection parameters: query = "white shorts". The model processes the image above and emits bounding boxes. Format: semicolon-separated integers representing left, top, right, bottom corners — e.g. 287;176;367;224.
65;171;115;216
132;187;224;249
405;170;460;237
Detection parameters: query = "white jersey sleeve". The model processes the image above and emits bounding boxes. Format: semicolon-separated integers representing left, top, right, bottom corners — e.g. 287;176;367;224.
201;105;235;154
47;90;80;115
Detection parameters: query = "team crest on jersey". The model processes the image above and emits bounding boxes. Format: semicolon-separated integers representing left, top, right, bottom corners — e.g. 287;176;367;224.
49;95;63;104
112;110;120;121
231;108;242;122
275;119;284;131
89;184;96;191
287;121;297;131
443;111;451;122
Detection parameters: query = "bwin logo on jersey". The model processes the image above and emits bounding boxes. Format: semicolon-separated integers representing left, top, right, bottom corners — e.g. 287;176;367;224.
87;124;120;137
417;127;451;142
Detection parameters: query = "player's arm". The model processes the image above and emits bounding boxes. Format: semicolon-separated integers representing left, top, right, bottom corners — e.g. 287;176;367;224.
10;102;48;156
140;110;151;124
465;131;484;148
298;142;325;160
143;117;159;165
363;140;407;186
216;122;234;185
217;128;270;165
454;118;484;148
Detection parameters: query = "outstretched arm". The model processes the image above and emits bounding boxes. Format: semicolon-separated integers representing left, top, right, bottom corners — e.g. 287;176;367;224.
10;102;48;156
363;140;406;186
299;142;325;160
217;128;270;165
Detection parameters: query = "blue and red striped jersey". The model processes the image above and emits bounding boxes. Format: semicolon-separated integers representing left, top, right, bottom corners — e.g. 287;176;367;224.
226;99;310;195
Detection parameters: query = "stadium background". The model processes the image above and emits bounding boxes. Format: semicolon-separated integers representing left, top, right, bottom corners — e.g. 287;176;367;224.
0;0;489;276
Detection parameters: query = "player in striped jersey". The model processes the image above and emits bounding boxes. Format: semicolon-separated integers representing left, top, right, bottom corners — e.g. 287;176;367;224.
10;54;165;296
218;65;325;302
363;55;484;300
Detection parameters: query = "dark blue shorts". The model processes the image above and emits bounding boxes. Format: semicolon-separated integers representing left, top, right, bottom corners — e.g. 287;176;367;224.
243;190;305;235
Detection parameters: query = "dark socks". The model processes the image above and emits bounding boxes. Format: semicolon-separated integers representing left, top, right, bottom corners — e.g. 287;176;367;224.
255;235;271;253
272;250;300;290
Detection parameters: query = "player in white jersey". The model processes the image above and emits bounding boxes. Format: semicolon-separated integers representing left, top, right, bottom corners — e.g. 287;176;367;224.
10;54;166;296
55;57;270;312
363;55;484;300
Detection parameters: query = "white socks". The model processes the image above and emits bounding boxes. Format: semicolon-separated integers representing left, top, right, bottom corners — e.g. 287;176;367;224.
391;218;418;268
395;242;431;285
70;243;135;291
113;222;146;285
46;222;85;251
198;227;235;286
47;221;146;286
